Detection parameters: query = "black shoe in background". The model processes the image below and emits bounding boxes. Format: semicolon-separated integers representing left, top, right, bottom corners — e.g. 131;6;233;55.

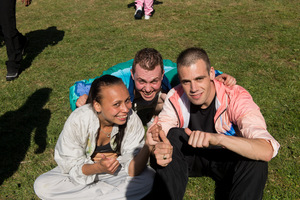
134;9;143;19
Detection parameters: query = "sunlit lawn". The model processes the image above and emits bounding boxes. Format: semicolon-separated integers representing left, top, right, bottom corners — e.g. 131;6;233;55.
0;0;299;199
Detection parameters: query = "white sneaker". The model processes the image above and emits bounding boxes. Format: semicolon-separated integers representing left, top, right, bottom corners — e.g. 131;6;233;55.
145;15;150;20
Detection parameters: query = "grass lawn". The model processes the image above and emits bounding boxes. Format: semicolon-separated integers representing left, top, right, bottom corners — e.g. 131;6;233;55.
0;0;299;199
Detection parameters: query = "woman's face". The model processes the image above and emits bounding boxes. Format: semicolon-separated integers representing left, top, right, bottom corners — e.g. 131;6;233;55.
94;83;132;126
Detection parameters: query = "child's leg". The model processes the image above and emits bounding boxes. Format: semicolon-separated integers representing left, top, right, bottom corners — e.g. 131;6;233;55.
135;0;144;9
144;0;154;16
134;0;144;19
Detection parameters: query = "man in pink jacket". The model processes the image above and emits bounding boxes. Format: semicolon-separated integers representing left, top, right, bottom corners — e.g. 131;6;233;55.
149;47;280;200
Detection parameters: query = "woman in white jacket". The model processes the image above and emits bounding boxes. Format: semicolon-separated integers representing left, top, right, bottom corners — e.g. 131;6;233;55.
34;75;156;200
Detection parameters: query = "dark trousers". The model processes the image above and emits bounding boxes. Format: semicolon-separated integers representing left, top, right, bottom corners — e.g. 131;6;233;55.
0;0;26;73
150;128;268;200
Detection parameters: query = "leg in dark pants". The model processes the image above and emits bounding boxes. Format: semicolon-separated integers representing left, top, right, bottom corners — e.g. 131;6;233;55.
151;128;199;200
227;159;268;200
208;150;268;200
151;128;268;200
0;0;27;80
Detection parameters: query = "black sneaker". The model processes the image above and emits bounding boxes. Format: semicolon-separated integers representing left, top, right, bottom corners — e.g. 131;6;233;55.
134;9;143;20
6;71;19;81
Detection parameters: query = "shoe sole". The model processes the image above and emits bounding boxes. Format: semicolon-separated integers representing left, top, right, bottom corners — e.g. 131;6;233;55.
6;73;19;81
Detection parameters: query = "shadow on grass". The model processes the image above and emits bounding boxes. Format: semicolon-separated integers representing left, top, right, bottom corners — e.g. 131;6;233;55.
0;37;4;48
19;26;65;75
0;88;52;185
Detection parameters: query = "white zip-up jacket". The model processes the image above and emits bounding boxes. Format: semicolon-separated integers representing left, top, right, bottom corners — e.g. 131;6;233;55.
54;104;145;185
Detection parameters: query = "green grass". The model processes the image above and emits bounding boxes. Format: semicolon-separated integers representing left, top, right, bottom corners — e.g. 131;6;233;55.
0;0;299;199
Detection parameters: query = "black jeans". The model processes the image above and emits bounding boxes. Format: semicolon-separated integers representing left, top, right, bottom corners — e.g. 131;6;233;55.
150;128;268;200
0;0;26;73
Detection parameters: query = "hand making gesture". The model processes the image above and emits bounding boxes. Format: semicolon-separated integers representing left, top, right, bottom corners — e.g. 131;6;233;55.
147;116;173;167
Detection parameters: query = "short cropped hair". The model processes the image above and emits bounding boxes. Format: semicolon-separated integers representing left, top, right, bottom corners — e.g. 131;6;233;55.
132;48;164;74
177;47;211;74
